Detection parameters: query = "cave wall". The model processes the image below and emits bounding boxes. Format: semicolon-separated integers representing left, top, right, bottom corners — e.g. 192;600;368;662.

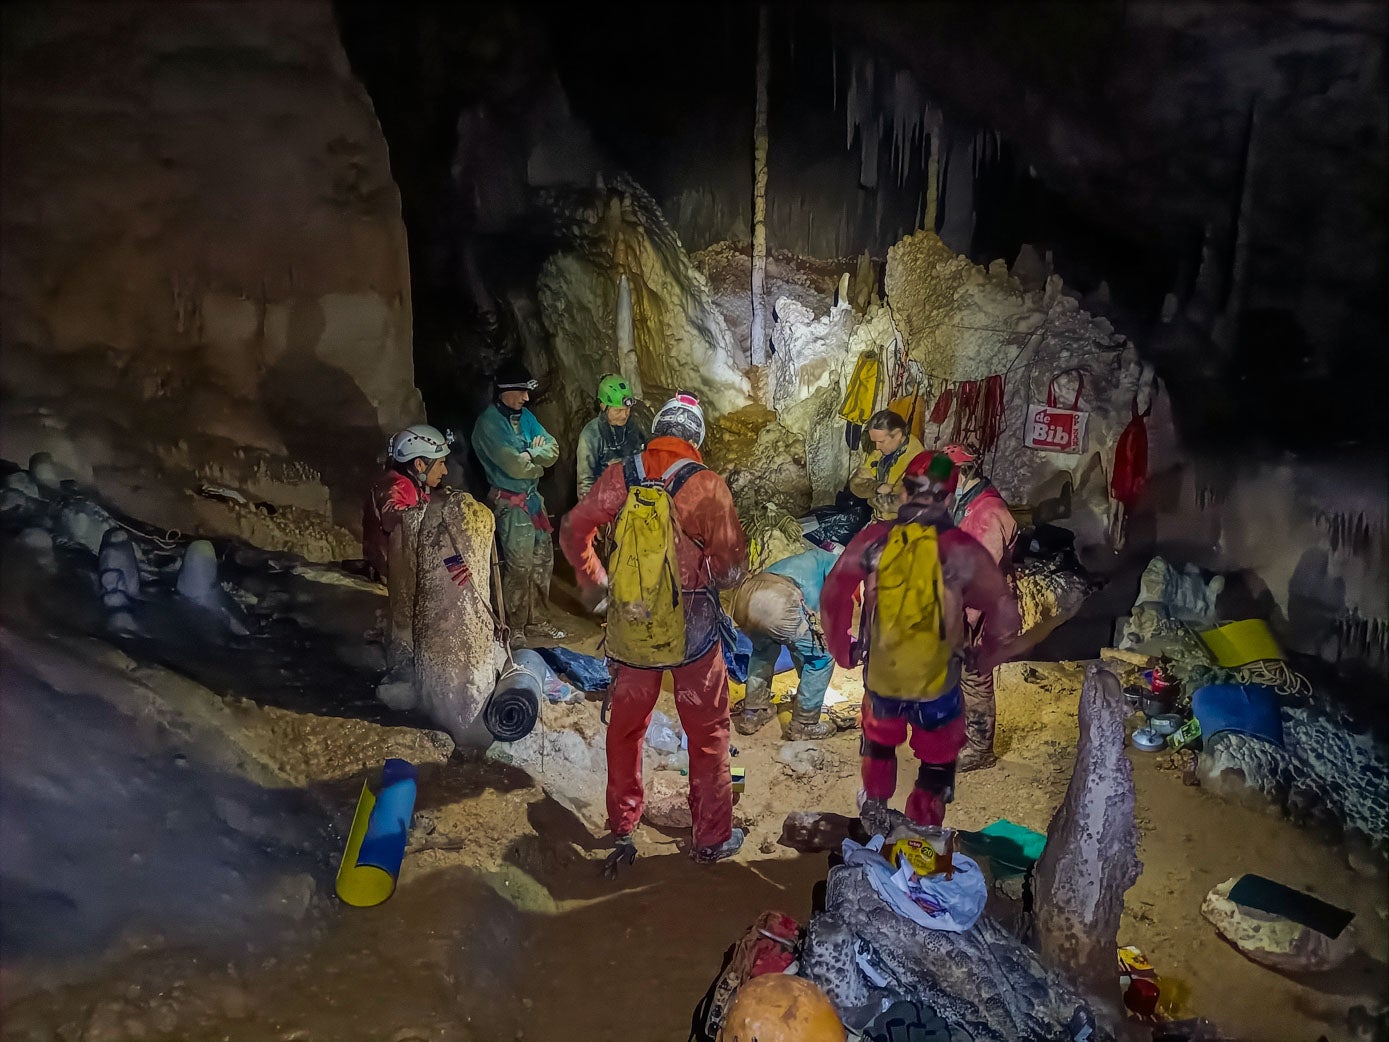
0;0;423;558
1146;454;1389;678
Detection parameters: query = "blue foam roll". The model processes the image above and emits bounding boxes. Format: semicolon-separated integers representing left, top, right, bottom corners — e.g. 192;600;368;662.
357;759;418;877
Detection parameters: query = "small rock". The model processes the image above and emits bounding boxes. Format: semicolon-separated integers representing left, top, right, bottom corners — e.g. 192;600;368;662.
759;838;777;854
0;488;37;516
57;501;114;554
81;1001;128;1042
1201;877;1354;973
3;470;40;497
546;730;591;768
262;873;316;922
28;452;64;491
643;773;692;829
18;527;55;556
776;741;826;776
376;679;420;712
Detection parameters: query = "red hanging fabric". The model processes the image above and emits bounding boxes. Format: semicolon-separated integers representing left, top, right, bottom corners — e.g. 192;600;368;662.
1110;395;1153;509
950;380;981;442
978;374;1006;453
948;375;1006;452
929;383;954;424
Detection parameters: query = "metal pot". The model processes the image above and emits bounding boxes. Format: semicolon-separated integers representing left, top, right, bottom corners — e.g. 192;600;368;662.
1148;713;1183;736
1131;728;1166;751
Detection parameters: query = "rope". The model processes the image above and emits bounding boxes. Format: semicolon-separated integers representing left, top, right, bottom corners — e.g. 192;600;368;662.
1233;659;1312;698
109;516;183;550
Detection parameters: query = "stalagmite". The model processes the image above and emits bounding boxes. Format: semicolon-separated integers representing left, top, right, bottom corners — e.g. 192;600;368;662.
750;4;770;368
615;273;642;396
97;528;140;611
176;539;249;635
1034;664;1141;1014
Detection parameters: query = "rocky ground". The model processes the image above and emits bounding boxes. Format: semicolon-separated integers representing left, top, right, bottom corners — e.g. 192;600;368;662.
1;480;1386;1042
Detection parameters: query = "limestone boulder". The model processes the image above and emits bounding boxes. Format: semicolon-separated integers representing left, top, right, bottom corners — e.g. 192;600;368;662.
0;0;423;556
1202;877;1354;974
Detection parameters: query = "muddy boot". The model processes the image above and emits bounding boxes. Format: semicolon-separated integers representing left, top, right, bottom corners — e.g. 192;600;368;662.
734;707;775;736
783;707;836;741
735;675;774;736
525;618;566;642
956;745;998;772
692;827;745;864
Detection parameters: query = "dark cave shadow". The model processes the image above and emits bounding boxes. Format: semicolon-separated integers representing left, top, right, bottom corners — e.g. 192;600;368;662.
1274;947;1389;1000
260;330;386;539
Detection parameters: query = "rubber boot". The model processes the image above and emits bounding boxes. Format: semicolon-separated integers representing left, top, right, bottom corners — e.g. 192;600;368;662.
734;707;774;736
734;674;774;736
783;706;835;741
692;827;745;864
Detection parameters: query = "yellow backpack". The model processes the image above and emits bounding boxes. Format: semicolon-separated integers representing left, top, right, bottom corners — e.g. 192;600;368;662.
606;457;706;668
838;351;881;425
866;522;956;699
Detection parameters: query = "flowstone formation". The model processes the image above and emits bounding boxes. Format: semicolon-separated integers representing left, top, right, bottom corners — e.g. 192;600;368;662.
885;231;1170;547
0;0;423;557
536;176;752;450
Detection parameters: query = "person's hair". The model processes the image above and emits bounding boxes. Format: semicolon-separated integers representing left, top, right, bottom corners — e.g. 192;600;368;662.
865;409;908;434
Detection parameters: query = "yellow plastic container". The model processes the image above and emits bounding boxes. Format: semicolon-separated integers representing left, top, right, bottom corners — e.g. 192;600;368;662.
1199;619;1283;667
730;766;746;794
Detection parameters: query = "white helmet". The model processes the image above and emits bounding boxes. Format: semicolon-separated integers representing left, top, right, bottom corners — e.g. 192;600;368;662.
652;392;706;448
388;424;451;463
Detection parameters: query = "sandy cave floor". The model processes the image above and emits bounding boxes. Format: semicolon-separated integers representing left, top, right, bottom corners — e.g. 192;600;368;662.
1;558;1387;1042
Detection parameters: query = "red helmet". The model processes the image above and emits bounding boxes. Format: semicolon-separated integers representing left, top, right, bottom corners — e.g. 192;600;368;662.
904;451;957;490
940;443;977;464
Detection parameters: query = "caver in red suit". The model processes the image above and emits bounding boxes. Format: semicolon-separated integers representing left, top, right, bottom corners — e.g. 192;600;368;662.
925;445;1019;768
560;422;747;857
821;481;1018;826
362;470;429;580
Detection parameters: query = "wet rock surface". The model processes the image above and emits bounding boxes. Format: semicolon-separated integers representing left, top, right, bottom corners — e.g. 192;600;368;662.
1202;877;1354;974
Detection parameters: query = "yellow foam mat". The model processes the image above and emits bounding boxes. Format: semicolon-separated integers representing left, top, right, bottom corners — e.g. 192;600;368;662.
1199;619;1283;668
335;780;397;908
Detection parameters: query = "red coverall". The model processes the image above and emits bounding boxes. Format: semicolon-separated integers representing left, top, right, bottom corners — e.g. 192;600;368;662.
361;470;427;579
953;481;1019;758
821;518;1018;824
559;436;747;849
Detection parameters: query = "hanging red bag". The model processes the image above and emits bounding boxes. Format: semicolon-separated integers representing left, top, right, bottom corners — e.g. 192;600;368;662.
1110;395;1153;509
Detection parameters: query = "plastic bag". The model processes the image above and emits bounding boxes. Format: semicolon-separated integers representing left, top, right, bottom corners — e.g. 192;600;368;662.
645;710;683;754
803;490;872;547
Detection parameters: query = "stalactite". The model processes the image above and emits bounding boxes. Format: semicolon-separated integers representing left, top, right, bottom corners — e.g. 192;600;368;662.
831;44;837;112
750;4;770;368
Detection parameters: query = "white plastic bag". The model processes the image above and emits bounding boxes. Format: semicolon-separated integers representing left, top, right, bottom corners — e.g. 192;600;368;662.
841;836;987;933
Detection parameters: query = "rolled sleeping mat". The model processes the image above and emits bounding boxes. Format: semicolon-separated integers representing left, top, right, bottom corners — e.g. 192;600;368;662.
1191;682;1283;747
484;650;542;743
336;758;418;907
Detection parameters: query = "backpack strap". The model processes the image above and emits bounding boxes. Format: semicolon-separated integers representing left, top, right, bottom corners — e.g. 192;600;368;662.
621;454;644;490
663;459;706;497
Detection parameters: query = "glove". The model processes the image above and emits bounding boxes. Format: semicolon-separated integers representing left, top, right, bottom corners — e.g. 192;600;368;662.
444;554;472;588
602;834;637;879
581;581;610;616
848;638;863;668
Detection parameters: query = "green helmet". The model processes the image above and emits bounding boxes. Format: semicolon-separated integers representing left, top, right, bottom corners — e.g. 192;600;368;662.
597;373;635;410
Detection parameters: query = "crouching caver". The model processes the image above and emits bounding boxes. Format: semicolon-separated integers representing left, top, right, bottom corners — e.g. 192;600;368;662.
822;453;1019;827
731;540;840;740
560;393;748;872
